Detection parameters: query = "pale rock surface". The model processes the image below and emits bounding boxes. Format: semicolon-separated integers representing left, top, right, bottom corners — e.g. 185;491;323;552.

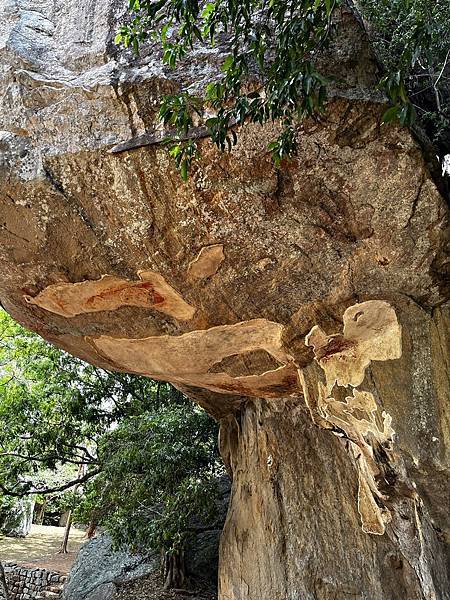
62;535;158;600
0;498;35;538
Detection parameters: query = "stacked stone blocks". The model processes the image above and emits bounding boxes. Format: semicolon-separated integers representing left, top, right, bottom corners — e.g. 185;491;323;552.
0;564;66;600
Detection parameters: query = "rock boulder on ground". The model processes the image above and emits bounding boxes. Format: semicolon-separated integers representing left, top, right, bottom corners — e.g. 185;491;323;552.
62;535;158;600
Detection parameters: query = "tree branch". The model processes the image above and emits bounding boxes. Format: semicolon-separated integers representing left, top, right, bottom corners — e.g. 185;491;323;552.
0;451;97;466
0;468;101;497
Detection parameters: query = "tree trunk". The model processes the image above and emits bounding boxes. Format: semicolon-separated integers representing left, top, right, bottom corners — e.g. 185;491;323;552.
58;511;72;554
0;562;9;600
163;550;185;590
34;497;47;525
86;516;97;539
59;463;84;553
218;304;450;600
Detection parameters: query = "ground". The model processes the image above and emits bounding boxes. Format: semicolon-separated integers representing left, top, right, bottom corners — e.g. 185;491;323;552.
0;524;85;573
0;525;217;599
115;572;217;600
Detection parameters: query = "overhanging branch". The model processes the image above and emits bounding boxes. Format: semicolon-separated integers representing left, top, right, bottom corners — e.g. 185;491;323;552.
0;467;101;497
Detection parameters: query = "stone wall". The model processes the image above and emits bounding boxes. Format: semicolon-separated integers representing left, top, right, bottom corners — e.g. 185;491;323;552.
0;564;66;600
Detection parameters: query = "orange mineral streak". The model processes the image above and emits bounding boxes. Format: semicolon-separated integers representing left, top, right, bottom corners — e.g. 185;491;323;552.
24;271;196;321
89;318;299;398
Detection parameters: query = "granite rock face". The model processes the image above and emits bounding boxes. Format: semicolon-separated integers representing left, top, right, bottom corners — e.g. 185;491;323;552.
0;1;449;598
62;535;158;600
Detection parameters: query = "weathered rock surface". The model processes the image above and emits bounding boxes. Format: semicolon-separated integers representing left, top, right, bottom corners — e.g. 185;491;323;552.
62;534;158;600
0;1;449;598
220;398;449;600
0;498;35;538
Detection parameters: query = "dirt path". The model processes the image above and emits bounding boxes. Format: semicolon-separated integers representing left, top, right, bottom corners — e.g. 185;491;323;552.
0;524;85;573
115;572;217;600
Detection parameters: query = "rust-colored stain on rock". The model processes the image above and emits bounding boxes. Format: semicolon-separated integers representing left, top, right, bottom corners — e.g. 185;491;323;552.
24;271;196;321
89;318;298;398
306;300;402;391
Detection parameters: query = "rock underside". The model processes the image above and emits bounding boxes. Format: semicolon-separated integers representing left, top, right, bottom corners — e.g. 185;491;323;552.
0;1;449;598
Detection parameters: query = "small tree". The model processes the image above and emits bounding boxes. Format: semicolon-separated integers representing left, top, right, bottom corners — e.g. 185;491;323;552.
76;401;222;589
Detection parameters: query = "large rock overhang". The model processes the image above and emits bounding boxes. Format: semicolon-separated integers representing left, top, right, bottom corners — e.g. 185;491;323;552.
0;0;449;540
0;2;448;420
0;93;447;390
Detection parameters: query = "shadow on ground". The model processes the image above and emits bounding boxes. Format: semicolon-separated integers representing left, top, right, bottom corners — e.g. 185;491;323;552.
0;524;86;573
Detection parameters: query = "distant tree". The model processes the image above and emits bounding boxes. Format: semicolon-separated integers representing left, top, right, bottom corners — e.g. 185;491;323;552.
0;309;156;498
0;311;222;587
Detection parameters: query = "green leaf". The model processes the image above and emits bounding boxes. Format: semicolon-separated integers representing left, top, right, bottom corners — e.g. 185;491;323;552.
180;160;189;181
381;106;400;124
169;144;182;158
222;56;234;72
205;117;218;127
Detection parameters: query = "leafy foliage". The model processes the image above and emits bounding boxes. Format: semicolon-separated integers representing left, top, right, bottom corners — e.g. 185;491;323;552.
0;311;222;565
117;0;338;177
361;0;450;148
0;310;156;496
116;0;450;178
76;401;221;555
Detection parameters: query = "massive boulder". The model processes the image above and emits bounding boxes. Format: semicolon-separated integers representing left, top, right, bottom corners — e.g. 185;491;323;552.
0;1;448;598
62;534;158;600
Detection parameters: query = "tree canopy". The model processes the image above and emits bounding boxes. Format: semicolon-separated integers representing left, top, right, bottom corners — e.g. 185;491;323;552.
0;309;151;496
76;401;220;555
0;311;222;582
116;0;450;178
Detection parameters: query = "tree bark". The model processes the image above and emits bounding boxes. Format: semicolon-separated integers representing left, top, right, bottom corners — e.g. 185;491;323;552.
163;550;185;590
86;516;97;539
58;510;72;554
34;497;47;525
0;562;9;600
219;399;449;600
